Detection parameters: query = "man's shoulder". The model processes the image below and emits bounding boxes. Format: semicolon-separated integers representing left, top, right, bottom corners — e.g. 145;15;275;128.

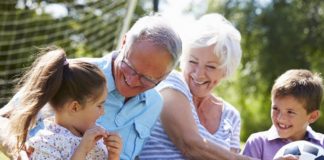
222;100;240;117
133;89;163;125
75;51;117;66
76;54;110;64
76;53;114;77
144;88;163;106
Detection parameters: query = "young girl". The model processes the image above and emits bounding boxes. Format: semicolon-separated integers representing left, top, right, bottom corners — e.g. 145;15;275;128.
5;47;122;160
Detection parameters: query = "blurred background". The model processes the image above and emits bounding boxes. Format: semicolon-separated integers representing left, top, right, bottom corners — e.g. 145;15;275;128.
0;0;323;144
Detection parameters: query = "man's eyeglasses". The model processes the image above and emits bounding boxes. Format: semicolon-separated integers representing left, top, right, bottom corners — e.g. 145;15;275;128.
120;57;160;87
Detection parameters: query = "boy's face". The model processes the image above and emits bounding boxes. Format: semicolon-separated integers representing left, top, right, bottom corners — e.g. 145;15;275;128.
271;95;319;141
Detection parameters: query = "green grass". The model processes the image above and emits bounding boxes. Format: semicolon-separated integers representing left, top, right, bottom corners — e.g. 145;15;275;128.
0;151;9;160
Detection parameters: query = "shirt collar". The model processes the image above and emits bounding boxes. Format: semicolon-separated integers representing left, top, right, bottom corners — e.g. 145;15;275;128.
305;126;322;140
105;51;118;93
267;125;320;141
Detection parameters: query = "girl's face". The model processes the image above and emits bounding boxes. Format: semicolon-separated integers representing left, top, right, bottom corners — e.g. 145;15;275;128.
74;87;107;134
271;95;317;141
183;45;225;98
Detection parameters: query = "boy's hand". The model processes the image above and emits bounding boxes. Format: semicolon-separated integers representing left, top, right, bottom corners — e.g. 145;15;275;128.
104;132;122;160
274;154;299;160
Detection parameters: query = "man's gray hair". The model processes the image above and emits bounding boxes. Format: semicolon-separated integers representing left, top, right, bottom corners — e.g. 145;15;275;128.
125;15;182;68
180;13;242;78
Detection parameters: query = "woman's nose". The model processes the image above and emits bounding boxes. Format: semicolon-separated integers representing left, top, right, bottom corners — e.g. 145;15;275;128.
193;66;205;78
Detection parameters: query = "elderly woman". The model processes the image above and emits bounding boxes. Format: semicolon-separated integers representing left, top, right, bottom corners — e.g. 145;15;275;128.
139;13;251;160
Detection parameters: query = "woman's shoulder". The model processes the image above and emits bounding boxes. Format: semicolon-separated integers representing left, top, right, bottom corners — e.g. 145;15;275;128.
163;70;185;84
220;99;240;116
156;70;192;100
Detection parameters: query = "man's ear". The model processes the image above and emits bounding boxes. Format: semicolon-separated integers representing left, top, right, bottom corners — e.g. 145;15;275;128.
308;110;320;124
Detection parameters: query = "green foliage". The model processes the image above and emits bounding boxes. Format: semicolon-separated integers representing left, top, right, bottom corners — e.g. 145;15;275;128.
208;0;324;141
0;151;9;160
0;0;136;107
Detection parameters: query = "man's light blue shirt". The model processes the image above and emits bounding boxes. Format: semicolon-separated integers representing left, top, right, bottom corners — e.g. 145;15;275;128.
92;52;163;160
6;51;163;160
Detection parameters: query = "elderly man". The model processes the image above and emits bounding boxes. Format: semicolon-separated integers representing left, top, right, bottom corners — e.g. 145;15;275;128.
0;15;182;160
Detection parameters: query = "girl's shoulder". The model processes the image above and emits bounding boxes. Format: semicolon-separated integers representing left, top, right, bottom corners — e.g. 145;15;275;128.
27;127;76;159
28;119;80;150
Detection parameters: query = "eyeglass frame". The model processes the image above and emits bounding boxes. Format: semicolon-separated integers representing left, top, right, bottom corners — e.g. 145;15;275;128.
120;55;162;87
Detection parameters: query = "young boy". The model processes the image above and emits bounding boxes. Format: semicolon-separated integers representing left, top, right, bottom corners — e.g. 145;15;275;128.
242;69;324;160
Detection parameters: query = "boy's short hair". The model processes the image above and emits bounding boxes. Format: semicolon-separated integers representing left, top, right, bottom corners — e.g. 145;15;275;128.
271;69;323;113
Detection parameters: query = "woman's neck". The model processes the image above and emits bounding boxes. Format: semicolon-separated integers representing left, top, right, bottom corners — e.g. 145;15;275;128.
193;95;210;109
193;94;223;134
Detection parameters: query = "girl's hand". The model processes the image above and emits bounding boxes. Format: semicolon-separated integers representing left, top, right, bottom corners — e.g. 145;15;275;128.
72;126;108;159
104;132;122;160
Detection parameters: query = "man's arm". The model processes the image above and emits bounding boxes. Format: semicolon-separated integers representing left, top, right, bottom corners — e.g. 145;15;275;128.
160;88;252;160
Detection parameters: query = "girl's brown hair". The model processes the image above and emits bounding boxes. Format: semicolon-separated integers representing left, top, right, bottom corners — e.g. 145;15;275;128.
7;46;106;154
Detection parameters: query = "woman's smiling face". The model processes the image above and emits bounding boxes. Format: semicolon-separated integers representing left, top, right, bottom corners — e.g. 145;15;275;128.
183;45;225;98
